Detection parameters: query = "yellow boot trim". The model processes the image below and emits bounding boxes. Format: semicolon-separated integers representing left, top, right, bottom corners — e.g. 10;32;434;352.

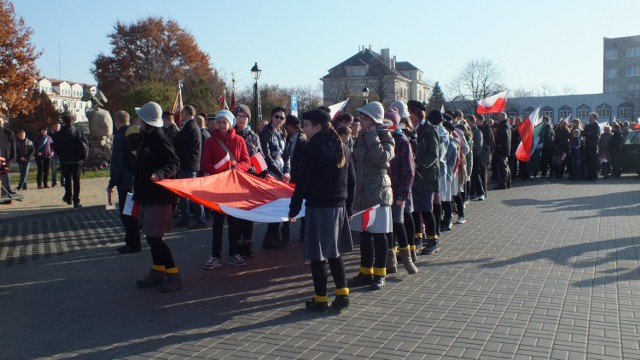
335;288;350;296
373;267;387;277
394;246;399;252
359;267;374;275
427;235;438;240
410;245;417;251
414;233;423;238
165;267;180;274
399;246;410;251
314;294;329;303
151;265;166;272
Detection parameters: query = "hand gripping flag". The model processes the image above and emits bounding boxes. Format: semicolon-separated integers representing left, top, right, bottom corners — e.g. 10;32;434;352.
250;153;268;174
157;170;303;223
476;91;508;114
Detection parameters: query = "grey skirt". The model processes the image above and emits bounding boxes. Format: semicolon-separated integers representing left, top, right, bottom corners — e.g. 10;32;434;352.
412;191;434;212
139;204;173;238
303;206;353;261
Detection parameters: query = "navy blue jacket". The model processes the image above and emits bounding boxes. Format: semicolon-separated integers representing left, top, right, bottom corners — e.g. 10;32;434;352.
108;125;134;190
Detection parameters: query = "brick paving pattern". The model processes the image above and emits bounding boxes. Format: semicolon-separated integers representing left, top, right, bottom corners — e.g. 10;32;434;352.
1;176;639;359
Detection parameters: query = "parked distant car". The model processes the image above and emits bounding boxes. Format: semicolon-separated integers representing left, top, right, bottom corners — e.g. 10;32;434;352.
621;130;640;174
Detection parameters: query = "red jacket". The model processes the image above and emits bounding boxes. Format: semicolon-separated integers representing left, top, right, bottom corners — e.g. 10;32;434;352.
201;128;250;174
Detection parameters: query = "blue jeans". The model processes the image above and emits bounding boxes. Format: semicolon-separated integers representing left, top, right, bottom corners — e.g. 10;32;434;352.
17;161;30;189
51;155;64;186
178;170;206;223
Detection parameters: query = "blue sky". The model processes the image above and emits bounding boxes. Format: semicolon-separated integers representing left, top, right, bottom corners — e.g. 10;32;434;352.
12;0;640;98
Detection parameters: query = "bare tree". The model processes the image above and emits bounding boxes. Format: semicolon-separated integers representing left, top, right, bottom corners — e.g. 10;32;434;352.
510;87;533;98
367;62;396;103
533;84;557;97
448;58;506;112
561;86;576;95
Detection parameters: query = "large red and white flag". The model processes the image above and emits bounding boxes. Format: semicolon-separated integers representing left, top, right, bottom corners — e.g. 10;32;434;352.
515;106;541;162
158;170;302;223
171;85;184;128
476;91;508;114
250;153;268;174
328;99;349;120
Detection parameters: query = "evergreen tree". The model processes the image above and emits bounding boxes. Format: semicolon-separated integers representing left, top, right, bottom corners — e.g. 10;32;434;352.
427;81;446;113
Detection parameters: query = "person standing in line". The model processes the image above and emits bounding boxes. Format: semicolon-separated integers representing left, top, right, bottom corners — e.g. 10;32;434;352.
15;130;34;191
0;114;16;194
494;112;511;189
33;125;53;189
107;110;142;254
49;122;64;188
259;106;290;249
233;104;264;258
609;123;623;178
347;102;395;291
288;108;355;312
173;105;206;229
54;113;87;208
282;114;307;243
162;111;180;142
582;112;601;181
133;102;182;293
201;110;251;269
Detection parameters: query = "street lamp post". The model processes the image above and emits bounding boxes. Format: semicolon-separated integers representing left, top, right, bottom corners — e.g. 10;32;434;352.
251;62;262;130
362;84;370;105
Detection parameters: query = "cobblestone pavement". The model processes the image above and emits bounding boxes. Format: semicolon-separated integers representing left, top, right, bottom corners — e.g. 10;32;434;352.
1;176;639;359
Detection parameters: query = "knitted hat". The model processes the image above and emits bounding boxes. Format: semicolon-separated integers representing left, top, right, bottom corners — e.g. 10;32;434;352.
388;100;409;118
384;108;401;126
302;109;331;123
234;104;251;119
356;101;385;124
215;109;236;127
135;102;163;128
426;109;444;125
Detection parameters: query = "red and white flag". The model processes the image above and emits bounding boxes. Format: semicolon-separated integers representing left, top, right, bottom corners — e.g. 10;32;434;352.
476;91;508;114
214;153;233;171
350;204;381;231
229;87;236;111
328;99;349;120
158;170;301;223
250;153;268;174
218;91;228;110
172;85;184;128
515;106;541;162
123;192;139;218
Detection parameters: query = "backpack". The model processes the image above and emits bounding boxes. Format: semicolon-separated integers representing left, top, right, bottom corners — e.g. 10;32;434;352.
76;128;89;161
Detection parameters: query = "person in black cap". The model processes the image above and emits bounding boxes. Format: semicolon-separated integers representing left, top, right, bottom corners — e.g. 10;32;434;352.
282;114;307;242
288;108;355;312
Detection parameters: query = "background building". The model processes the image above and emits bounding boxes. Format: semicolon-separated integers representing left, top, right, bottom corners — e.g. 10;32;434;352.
321;47;430;107
35;77;96;123
603;35;640;93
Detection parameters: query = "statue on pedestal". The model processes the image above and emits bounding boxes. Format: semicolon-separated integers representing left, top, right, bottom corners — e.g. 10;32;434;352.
82;90;113;169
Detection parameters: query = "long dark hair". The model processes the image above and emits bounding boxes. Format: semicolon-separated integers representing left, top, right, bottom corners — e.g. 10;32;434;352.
308;119;345;168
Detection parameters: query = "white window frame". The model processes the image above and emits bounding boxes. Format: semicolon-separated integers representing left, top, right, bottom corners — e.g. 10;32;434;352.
626;47;640;58
626;66;640;77
605;68;617;79
606;49;618;60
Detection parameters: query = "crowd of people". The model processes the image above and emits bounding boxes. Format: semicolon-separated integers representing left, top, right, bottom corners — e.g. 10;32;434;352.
2;99;633;312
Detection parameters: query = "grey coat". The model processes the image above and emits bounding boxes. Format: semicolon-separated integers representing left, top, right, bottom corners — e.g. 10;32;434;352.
352;126;395;211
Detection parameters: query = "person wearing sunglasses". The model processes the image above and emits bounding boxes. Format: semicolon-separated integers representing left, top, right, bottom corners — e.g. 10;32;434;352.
259;106;291;249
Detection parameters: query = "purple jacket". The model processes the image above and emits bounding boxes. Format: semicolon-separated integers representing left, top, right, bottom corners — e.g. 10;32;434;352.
33;133;54;159
389;130;415;201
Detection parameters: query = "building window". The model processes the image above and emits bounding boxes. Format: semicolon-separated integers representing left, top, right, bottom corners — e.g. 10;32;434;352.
541;106;554;123
626;66;640;77
577;105;591;119
559;106;571;120
507;110;519;118
346;66;366;77
597;104;611;118
604;84;617;92
522;107;534;119
605;68;617;79
605;49;618;60
626;47;640;58
618;103;633;119
627;83;640;91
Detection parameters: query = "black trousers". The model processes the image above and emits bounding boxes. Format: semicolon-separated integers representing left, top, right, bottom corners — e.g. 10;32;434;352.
585;146;598;180
147;236;175;269
36;157;50;187
212;212;241;258
117;187;141;249
496;155;510;188
61;163;81;203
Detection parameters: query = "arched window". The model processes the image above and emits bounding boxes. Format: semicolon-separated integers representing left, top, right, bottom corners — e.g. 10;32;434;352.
618;103;634;120
541;106;554;123
577;104;591;119
559;105;572;120
596;103;611;118
522;106;534;119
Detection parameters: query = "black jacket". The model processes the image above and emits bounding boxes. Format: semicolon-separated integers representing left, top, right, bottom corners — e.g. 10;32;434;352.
583;122;601;147
53;124;86;164
259;123;289;178
1;127;16;162
133;126;180;205
494;120;511;157
172;119;201;172
289;130;355;218
108;125;134;190
284;132;307;184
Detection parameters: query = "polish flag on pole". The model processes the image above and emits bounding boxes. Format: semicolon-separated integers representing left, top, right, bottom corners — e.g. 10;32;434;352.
476;90;508;114
122;192;140;217
515;105;541;162
230;87;236;111
328;99;349;120
250;153;268;174
350;204;381;231
214;153;233;171
218;90;228;110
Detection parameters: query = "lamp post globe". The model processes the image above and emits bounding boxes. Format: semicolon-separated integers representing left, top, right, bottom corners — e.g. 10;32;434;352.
251;62;263;128
362;85;370;105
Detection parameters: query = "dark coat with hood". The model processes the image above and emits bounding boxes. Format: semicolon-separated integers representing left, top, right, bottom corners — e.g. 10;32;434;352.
133;126;180;205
